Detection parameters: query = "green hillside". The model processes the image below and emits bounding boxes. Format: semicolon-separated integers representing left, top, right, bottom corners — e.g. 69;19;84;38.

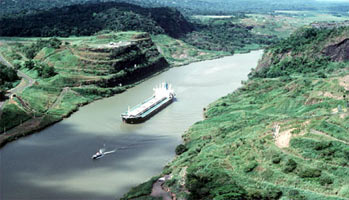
2;0;349;16
0;63;20;99
0;2;193;38
0;32;169;146
122;26;349;200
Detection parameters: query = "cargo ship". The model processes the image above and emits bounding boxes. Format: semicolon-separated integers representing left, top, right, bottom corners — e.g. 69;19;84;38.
121;82;175;123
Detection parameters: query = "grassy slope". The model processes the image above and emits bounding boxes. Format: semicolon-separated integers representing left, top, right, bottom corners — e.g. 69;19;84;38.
122;27;349;200
0;32;170;146
152;34;229;66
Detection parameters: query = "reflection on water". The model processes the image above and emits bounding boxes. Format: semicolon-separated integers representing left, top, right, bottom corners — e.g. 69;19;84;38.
0;50;263;200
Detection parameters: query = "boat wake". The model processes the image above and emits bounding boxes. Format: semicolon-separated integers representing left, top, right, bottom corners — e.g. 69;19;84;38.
92;147;116;160
103;150;116;155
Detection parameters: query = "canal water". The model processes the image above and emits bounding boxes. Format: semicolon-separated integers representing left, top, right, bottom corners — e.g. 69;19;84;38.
0;50;263;200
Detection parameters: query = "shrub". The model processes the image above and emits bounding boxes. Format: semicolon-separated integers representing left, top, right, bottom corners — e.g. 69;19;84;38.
247;187;283;200
317;71;327;78
247;189;263;199
298;167;321;178
175;144;188;155
264;187;283;200
120;176;160;200
186;167;248;200
24;60;35;69
272;154;282;164
319;175;333;185
0;63;19;83
244;161;258;173
283;159;297;173
0;87;6;100
40;64;57;78
288;190;306;200
213;184;248;200
314;141;332;151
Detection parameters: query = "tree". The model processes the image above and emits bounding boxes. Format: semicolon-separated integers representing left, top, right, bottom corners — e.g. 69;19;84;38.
41;65;56;78
24;60;35;69
0;86;6;100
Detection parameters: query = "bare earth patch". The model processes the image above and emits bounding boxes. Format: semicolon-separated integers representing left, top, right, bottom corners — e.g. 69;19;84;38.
318;91;343;100
339;75;349;90
275;128;294;148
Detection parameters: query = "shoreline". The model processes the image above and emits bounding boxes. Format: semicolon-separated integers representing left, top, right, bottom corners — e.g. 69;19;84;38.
0;49;262;149
0;65;170;148
119;49;265;199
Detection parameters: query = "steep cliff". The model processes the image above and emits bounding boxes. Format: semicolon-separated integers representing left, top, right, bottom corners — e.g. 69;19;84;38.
323;38;349;62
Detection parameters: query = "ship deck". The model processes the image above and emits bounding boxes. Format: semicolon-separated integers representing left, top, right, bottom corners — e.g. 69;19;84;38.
139;97;169;118
126;95;167;117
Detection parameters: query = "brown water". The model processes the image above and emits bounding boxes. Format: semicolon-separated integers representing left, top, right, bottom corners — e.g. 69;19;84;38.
0;50;263;200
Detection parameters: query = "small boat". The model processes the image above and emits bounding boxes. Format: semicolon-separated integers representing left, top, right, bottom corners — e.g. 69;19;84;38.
92;149;104;160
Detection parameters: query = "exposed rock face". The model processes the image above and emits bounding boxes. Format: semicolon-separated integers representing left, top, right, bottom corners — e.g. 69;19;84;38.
255;51;274;72
69;35;169;88
323;38;349;62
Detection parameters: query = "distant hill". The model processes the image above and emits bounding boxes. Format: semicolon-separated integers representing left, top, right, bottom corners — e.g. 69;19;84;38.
0;2;193;38
2;0;349;16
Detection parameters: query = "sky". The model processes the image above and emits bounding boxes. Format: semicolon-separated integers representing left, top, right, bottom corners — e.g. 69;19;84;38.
316;0;349;2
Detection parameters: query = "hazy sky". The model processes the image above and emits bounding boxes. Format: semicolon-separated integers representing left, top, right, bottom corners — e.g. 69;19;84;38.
316;0;349;2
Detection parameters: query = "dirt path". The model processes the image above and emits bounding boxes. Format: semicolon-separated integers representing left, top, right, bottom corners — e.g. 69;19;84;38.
48;87;70;111
150;176;173;200
311;129;349;144
0;53;36;111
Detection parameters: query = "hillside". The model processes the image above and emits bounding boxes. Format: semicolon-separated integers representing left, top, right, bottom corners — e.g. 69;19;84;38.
254;26;349;78
122;27;349;199
0;32;169;146
0;63;19;99
0;1;281;56
0;2;193;38
2;0;349;16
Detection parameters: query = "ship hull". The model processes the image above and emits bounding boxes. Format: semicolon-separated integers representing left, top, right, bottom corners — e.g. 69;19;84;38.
122;97;174;124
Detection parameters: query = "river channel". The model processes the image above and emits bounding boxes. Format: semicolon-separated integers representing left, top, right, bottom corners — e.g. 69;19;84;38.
0;50;263;200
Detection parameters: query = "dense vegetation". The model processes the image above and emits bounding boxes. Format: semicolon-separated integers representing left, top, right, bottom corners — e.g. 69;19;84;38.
2;0;349;16
0;64;19;99
0;1;279;55
252;26;349;78
183;17;276;53
122;26;349;200
0;2;193;38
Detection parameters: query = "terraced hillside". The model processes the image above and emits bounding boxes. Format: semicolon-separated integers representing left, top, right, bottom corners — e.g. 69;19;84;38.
122;27;349;200
0;32;168;146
